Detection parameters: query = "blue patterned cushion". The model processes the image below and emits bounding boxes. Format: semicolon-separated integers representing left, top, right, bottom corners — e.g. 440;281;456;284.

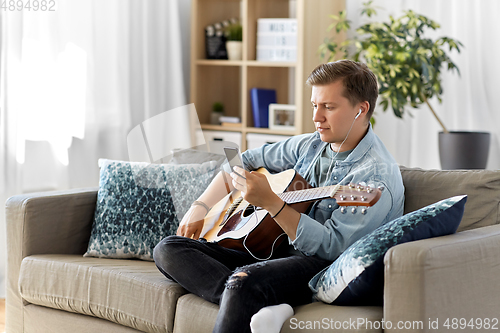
309;195;467;305
84;159;217;260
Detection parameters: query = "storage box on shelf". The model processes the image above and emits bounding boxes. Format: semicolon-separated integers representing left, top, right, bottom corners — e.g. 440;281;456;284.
196;129;243;148
190;0;345;150
246;133;292;150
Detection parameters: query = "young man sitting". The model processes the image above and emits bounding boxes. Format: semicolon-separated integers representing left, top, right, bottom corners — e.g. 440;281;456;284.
154;59;405;333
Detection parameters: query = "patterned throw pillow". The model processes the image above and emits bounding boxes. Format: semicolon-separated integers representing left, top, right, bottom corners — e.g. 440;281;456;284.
84;159;218;261
309;195;467;306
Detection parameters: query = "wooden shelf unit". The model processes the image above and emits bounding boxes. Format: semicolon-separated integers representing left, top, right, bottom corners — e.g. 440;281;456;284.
190;0;345;150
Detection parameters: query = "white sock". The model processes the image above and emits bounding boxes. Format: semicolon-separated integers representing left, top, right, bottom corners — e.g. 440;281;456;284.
250;303;294;333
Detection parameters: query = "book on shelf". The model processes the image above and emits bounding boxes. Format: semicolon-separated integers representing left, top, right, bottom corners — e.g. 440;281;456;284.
250;88;276;128
219;116;241;123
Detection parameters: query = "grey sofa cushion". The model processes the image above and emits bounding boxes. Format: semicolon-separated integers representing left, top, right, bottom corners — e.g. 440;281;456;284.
24;304;144;333
173;294;384;333
400;166;500;232
18;254;186;333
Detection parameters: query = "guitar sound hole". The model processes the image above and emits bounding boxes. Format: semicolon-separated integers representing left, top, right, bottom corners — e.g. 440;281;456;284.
241;205;256;218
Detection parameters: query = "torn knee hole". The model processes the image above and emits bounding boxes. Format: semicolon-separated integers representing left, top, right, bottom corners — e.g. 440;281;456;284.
226;271;249;289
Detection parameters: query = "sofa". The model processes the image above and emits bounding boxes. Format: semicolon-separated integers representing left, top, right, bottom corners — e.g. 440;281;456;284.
6;166;500;333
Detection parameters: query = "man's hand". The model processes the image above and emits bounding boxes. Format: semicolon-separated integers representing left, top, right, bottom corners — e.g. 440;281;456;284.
176;205;206;239
231;166;301;240
230;166;283;212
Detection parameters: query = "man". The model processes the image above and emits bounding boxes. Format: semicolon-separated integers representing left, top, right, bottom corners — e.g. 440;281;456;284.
154;60;404;333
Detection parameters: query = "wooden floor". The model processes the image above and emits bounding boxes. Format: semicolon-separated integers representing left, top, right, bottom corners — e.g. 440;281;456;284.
0;298;5;333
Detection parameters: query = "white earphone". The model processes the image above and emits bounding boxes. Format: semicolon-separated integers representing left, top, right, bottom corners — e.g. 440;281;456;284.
355;109;362;119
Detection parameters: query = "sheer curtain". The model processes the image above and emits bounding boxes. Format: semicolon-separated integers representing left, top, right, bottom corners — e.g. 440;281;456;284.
346;0;500;170
0;0;191;298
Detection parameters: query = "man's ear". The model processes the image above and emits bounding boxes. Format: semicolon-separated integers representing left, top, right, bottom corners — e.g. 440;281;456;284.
354;102;368;120
358;101;370;115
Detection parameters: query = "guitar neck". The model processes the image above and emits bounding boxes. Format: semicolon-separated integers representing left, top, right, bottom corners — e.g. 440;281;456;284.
277;184;341;204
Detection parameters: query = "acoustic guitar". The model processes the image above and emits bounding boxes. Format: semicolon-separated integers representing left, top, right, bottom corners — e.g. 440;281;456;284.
201;168;381;258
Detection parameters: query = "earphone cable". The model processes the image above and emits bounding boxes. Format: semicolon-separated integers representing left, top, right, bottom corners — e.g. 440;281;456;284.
325;115;357;185
242;204;287;261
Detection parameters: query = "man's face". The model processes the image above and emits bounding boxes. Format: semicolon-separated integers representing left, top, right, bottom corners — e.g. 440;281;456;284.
311;80;361;146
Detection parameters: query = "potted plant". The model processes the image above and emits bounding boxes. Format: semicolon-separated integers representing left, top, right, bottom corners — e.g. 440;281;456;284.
225;22;243;61
211;102;224;125
319;1;490;169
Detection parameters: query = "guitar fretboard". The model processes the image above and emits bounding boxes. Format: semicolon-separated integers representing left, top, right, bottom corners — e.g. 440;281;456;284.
278;184;341;204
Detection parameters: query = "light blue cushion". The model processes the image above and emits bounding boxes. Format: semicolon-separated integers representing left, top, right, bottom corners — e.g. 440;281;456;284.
84;159;217;260
309;195;467;305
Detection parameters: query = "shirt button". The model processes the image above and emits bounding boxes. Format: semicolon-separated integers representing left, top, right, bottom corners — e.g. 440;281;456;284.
313;145;317;149
328;205;332;209
333;176;337;180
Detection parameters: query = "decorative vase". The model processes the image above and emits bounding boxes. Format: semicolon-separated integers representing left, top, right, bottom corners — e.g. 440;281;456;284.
226;41;242;61
438;131;490;170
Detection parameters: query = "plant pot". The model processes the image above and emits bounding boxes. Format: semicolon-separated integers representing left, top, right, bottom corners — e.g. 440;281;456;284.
438;131;490;170
226;41;242;61
211;111;223;125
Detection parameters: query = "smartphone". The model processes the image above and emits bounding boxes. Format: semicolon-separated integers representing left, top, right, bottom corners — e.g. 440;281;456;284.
224;147;243;172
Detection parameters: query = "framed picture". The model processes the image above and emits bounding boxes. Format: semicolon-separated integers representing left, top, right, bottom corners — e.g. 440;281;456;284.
268;104;296;131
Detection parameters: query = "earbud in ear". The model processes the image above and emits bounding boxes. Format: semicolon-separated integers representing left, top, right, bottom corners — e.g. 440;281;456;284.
355;109;362;119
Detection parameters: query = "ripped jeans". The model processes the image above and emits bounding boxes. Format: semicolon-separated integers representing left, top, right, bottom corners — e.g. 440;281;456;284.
153;235;331;333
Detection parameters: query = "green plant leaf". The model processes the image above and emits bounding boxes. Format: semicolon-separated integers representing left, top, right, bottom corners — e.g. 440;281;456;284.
317;2;462;125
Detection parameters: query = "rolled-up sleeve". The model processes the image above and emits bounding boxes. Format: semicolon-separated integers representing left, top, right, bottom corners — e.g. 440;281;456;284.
291;186;394;261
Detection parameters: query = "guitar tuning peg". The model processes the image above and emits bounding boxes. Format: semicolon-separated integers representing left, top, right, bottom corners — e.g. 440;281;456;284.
378;185;385;192
361;208;367;215
340;207;347;214
351;207;357;214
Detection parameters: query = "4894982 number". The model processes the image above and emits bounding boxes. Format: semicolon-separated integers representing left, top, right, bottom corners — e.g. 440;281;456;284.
443;318;499;330
1;0;56;11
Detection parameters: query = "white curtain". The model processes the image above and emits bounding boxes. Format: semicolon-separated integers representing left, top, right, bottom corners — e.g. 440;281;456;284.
0;0;191;298
346;0;500;170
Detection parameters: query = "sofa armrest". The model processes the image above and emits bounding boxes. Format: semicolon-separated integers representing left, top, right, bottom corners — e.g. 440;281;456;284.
5;188;98;333
383;224;500;332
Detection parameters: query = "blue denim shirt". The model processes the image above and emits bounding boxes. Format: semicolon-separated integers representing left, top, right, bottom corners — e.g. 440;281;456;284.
242;125;405;261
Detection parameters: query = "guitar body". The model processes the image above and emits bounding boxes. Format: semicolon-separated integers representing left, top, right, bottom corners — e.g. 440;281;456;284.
201;168;381;258
202;168;313;258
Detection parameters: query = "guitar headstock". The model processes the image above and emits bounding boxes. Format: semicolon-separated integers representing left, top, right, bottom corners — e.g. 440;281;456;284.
331;184;382;207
